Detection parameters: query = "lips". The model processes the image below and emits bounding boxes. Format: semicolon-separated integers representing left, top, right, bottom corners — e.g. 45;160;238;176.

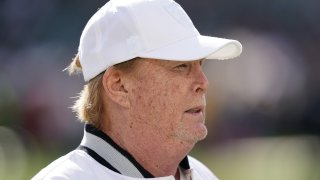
185;106;204;114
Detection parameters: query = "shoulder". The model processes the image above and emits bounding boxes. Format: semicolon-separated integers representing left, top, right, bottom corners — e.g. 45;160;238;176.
32;150;96;180
188;156;219;180
32;150;135;180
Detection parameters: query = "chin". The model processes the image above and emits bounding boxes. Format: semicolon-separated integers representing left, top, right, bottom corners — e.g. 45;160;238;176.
193;124;208;141
176;123;208;143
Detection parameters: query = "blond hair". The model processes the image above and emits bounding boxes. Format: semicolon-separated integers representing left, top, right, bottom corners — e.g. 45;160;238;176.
67;54;138;128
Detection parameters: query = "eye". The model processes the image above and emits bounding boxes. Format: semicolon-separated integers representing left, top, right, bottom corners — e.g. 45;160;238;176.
174;63;190;71
177;63;188;68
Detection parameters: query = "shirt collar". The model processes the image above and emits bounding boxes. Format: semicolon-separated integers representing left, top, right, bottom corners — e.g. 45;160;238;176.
79;124;190;178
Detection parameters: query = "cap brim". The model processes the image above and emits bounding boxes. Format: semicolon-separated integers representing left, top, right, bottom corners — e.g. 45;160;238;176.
140;35;242;61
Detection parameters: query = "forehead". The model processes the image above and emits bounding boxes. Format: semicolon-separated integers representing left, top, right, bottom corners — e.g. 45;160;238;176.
136;58;204;67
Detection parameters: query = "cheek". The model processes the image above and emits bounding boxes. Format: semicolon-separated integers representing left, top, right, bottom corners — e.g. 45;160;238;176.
130;80;184;124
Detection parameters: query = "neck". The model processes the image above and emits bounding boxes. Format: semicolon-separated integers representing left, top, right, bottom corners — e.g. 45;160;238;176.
103;118;195;177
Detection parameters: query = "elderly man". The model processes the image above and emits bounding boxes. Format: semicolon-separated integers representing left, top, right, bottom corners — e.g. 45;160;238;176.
33;0;242;179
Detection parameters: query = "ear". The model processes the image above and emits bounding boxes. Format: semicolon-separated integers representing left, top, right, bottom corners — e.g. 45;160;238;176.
102;67;130;108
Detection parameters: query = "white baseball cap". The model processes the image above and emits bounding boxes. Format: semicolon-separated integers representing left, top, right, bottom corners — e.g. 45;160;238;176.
79;0;242;81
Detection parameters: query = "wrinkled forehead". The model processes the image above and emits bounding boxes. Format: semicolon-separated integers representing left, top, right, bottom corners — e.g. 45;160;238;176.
135;58;205;66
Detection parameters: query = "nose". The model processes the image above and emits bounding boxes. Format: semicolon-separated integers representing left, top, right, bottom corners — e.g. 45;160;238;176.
193;63;209;94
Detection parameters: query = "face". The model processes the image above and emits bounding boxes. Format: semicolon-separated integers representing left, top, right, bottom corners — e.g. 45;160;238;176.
127;59;209;144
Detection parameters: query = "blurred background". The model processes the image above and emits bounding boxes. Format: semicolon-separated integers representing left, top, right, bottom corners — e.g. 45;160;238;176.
0;0;319;179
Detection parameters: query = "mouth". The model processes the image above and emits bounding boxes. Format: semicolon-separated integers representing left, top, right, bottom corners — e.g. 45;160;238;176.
185;106;204;115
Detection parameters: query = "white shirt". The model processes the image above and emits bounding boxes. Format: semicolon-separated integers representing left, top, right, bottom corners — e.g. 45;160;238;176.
32;125;219;180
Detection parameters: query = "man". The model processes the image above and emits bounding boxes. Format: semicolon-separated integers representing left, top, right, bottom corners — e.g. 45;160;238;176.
33;0;242;179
